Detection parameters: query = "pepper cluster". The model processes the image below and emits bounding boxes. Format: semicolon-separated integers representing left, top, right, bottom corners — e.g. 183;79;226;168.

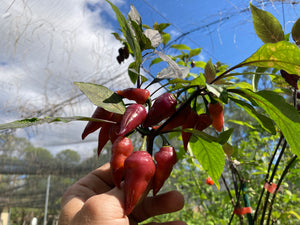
81;87;224;215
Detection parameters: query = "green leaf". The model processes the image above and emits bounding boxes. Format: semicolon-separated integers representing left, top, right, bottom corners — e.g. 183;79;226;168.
150;57;163;67
162;33;171;46
206;84;228;103
233;89;300;158
292;17;300;45
153;22;170;33
189;48;201;58
250;3;284;43
170;44;191;51
228;120;256;129
74;82;125;114
252;67;268;92
218;128;234;145
194;61;206;68
229;96;276;134
189;135;225;189
0;116;114;130
241;41;300;75
190;74;206;87
105;0;142;65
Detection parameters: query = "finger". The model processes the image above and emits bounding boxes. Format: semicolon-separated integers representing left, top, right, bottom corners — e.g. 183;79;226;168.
61;162;114;207
59;163;115;224
70;186;129;225
131;190;185;222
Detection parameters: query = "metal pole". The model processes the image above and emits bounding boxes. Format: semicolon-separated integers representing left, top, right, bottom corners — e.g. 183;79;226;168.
43;175;51;225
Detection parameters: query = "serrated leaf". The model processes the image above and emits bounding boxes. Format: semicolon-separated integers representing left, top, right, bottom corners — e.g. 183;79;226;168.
229;96;276;134
292;17;300;45
189;48;201;58
0;116;114;130
170;44;191;51
241;41;300;75
143;29;162;48
250;3;284;43
74;82;125;114
189;135;225;189
106;0;142;65
204;59;216;83
233;89;300;158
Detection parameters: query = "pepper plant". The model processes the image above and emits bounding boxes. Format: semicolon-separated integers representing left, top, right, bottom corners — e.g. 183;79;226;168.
1;1;300;224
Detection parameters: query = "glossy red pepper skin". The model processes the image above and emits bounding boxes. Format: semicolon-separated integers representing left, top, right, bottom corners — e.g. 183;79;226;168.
208;102;224;132
182;110;198;152
159;104;192;132
195;113;212;131
118;104;147;136
116;88;150;104
110;137;133;188
109;123;121;144
124;151;155;215
81;107;113;140
143;92;177;127
97;124;111;156
153;146;177;196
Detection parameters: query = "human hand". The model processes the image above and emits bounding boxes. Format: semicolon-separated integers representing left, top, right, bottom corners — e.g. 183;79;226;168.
58;162;186;225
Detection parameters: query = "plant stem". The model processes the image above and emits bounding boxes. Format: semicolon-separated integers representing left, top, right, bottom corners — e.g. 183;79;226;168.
222;174;235;207
253;134;284;223
266;155;297;225
260;140;287;225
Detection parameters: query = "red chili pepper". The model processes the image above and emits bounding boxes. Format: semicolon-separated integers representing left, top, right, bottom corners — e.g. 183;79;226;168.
118;104;147;136
153;146;177;196
97;124;111;156
159;104;192;132
208;102;224;132
81;107;113;140
124;151;155;215
195;113;212;131
182;110;198;152
110;136;133;188
116;88;150;105
206;177;214;185
143;92;177;127
109;123;121;144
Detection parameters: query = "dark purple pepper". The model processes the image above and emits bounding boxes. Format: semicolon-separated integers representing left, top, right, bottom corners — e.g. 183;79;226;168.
118;104;147;136
143;92;177;127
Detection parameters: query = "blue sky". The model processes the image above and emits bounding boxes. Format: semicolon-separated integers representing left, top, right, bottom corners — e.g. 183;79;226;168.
0;0;299;158
102;0;299;65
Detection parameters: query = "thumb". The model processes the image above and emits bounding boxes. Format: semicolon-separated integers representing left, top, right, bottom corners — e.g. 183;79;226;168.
71;187;129;225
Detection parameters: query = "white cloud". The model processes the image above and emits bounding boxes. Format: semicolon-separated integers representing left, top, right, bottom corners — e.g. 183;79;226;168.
0;0;134;158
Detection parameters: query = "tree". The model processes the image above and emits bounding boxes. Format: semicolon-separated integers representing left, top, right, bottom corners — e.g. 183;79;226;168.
1;1;300;224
